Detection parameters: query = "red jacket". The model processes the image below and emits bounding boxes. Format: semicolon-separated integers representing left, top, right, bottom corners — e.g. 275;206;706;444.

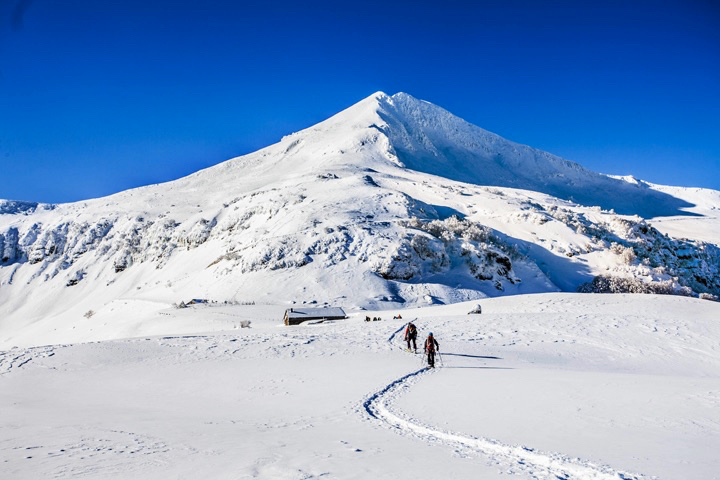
425;336;439;352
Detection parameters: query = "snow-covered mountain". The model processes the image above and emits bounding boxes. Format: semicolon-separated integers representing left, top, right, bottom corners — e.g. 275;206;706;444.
1;92;718;347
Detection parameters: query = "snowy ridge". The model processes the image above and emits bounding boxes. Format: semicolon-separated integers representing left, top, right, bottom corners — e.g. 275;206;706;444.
1;92;719;347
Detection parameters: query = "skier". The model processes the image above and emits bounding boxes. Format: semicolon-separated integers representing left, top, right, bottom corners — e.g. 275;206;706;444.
404;322;418;352
424;332;439;368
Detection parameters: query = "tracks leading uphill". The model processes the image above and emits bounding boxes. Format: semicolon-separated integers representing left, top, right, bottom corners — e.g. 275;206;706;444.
362;321;645;480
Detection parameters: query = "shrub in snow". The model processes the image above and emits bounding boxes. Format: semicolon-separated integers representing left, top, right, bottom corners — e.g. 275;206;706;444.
608;242;637;265
113;252;131;273
609;242;624;255
375;216;521;289
540;209;720;298
83;310;95;319
66;270;85;287
317;173;339;180
699;293;719;302
577;275;693;297
621;247;637;265
179;218;217;248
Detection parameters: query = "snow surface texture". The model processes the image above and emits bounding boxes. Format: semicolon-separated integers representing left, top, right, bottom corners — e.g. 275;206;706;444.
2;294;719;479
1;92;719;347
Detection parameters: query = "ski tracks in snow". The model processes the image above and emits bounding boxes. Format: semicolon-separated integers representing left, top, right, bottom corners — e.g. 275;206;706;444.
363;321;646;480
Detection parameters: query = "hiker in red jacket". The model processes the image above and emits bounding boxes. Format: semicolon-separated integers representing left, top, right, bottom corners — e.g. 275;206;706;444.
404;322;418;352
424;332;439;368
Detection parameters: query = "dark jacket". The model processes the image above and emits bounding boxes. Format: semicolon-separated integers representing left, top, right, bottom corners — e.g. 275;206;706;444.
405;324;417;339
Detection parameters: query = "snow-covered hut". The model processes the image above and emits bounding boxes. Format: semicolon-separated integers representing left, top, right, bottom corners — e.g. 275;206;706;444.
283;307;347;326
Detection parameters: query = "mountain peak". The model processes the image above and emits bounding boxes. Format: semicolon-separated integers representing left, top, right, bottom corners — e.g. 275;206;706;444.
369;90;390;100
360;92;695;218
216;91;696;218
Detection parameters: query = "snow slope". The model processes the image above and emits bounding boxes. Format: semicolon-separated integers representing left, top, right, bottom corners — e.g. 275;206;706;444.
381;93;698;218
2;293;718;479
631;181;720;244
1;92;718;348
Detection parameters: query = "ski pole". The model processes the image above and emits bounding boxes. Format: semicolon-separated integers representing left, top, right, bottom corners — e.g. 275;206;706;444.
437;351;444;367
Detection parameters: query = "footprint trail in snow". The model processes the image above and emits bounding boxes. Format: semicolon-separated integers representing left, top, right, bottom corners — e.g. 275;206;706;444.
362;321;646;480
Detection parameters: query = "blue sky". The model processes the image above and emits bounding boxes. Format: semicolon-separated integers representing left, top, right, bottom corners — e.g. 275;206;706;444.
0;0;718;203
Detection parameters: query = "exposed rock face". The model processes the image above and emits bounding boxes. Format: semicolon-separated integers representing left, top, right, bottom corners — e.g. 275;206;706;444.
1;227;20;263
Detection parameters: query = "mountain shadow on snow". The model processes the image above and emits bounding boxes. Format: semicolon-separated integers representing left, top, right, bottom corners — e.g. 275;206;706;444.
378;93;697;219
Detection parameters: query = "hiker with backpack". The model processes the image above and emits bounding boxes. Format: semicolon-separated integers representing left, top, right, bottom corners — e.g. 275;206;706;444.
404;322;418;352
424;332;440;368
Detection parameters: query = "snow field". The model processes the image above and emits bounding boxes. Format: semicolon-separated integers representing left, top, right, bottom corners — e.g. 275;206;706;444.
2;293;718;479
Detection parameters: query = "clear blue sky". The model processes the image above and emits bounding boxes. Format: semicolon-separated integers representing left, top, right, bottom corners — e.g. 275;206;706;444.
1;0;718;203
